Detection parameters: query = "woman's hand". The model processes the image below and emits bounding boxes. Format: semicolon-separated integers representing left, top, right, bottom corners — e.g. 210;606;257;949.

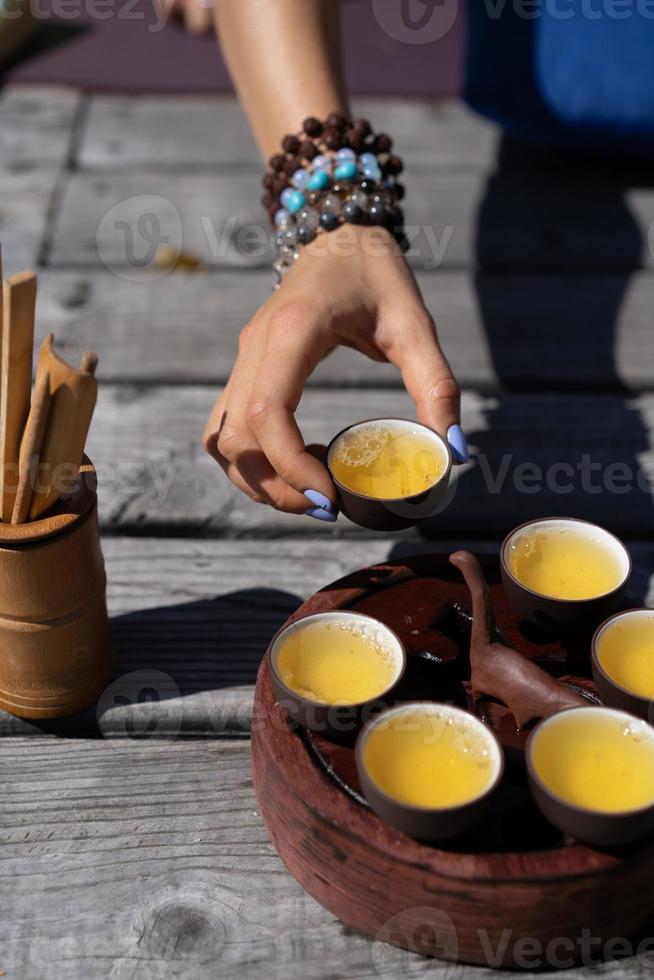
203;224;466;522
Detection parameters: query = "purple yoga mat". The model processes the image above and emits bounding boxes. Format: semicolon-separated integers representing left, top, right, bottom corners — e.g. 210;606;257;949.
4;0;464;95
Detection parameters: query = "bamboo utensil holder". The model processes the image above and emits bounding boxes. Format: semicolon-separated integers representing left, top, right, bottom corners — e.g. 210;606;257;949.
0;459;113;719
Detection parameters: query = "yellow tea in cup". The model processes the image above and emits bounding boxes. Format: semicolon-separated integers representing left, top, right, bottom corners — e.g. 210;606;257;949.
529;707;654;813
361;703;501;808
272;612;404;706
328;419;447;500
506;519;629;601
595;610;654;700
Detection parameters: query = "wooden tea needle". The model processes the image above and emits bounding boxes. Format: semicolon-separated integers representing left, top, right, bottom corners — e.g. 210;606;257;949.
11;371;51;525
0;271;36;522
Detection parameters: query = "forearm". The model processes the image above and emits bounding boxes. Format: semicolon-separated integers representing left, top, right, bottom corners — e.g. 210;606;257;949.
215;0;347;159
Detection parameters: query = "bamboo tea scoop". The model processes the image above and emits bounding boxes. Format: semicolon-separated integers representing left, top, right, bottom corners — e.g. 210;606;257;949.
29;335;98;521
449;550;587;728
0;271;36;522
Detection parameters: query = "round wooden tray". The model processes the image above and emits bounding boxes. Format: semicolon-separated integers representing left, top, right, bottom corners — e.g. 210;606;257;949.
251;554;654;970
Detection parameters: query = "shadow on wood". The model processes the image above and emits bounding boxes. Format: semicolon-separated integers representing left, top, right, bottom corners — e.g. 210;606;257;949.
0;586;302;738
476;135;650;390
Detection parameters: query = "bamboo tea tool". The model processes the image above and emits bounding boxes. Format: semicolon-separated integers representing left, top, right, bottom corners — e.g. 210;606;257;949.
10;371;51;525
0;270;36;522
29;334;98;521
0;254;110;719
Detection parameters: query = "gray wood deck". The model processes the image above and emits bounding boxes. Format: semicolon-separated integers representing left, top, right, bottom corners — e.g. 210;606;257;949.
1;87;653;979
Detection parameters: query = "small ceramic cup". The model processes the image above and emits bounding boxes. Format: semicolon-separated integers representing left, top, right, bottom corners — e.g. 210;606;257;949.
326;418;452;532
526;705;654;847
592;609;654;721
267;610;406;738
500;517;631;632
355;702;504;840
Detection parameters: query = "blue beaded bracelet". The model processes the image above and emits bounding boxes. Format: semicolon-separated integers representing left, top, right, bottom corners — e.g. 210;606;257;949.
263;113;406;289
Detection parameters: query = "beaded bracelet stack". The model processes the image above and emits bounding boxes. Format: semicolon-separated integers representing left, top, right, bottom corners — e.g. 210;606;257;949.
261;112;407;288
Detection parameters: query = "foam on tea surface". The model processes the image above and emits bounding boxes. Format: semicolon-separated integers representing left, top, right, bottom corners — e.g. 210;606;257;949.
507;520;627;600
363;705;498;809
275;616;400;705
531;708;654;813
329;421;446;500
597;611;654;699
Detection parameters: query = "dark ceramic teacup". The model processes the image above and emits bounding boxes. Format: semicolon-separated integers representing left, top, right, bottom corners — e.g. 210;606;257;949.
500;517;631;633
267;610;406;738
355;702;504;841
592;609;654;721
526;706;654;847
326;418;452;532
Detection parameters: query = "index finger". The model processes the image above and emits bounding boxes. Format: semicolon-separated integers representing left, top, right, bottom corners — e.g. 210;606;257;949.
385;311;468;462
247;331;337;510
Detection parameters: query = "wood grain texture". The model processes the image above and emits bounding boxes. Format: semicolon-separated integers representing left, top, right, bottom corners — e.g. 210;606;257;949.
77;97;498;173
11;370;51;524
32;268;654;390
0;270;36;521
29;334;98;519
2;536;653;739
0;171;60;276
0;537;397;736
3;736;652;980
84;385;654;536
0;737;427;980
49;171;654;272
0;86;80;172
0;498;112;720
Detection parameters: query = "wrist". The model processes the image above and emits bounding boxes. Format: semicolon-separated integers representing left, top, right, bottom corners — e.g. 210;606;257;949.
264;112;407;289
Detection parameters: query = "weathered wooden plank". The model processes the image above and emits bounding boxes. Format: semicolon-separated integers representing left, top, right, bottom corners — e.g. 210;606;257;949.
35;268;654;390
1;736;651;979
0;738;419;980
0;86;81;172
0;172;60;276
50;172;270;270
2;535;652;740
77;96;498;173
78;95;260;171
84;385;654;536
0;537;464;737
49;171;654;271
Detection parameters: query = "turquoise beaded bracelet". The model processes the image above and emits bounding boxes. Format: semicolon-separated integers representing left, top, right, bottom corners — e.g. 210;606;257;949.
262;113;407;289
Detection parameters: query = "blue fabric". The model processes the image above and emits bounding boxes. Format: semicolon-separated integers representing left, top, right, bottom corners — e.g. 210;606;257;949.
463;0;654;152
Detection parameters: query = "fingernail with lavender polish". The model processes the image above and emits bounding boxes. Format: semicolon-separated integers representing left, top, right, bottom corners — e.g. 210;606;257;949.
447;424;470;464
305;506;338;523
304;489;338;521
